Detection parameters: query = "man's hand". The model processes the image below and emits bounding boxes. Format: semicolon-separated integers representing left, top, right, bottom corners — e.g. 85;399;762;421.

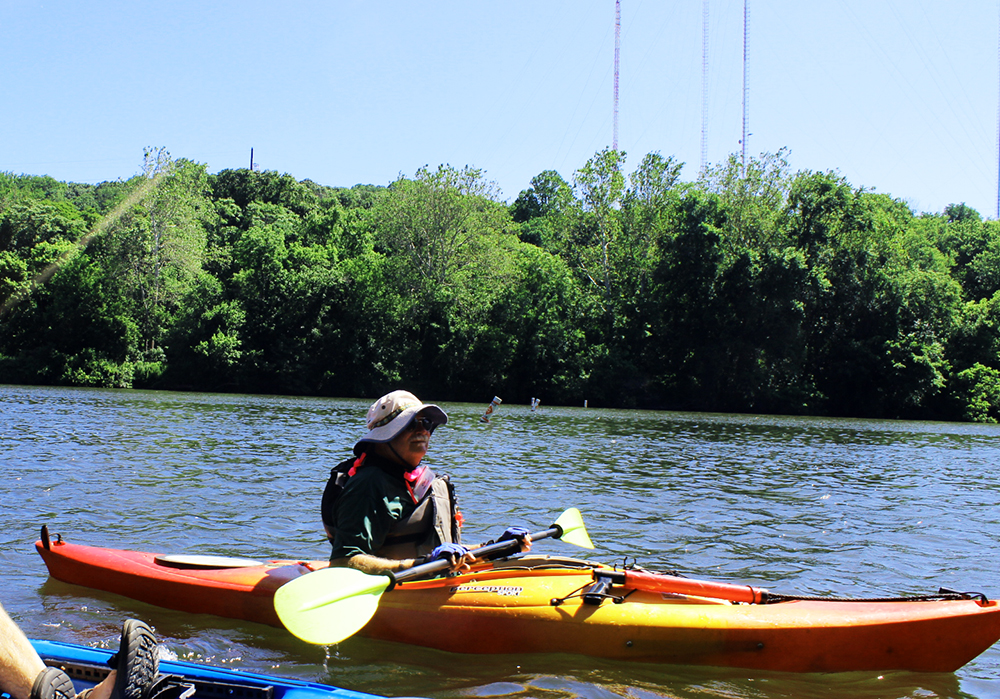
498;526;533;553
426;542;475;572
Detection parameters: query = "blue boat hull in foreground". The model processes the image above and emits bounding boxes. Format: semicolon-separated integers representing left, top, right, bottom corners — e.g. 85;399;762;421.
30;639;386;699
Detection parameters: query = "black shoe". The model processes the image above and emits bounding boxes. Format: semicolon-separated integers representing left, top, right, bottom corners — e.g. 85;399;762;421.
107;619;159;699
31;667;76;699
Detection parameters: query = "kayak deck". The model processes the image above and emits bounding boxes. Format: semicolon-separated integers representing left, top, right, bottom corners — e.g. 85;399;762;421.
375;558;1000;672
35;535;1000;673
36;536;307;626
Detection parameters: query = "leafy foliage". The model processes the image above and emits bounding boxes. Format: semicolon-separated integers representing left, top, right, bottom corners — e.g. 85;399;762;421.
3;149;1000;421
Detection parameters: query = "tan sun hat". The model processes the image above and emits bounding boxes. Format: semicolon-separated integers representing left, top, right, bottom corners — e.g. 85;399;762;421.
353;390;448;455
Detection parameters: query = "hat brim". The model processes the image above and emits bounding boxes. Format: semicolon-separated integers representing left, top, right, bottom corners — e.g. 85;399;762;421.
354;404;447;454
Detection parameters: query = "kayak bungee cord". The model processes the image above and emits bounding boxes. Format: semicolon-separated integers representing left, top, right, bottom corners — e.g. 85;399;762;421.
759;589;989;604
595;560;989;606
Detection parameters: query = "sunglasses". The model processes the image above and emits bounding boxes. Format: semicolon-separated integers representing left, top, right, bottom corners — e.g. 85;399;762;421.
407;416;437;434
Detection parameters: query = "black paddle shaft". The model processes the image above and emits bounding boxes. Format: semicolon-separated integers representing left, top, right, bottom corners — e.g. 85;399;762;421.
387;524;563;588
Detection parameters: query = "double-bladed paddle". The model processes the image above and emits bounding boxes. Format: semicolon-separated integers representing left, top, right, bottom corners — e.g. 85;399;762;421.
274;507;594;645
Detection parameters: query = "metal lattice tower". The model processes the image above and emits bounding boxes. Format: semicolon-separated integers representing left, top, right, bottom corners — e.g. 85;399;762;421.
613;0;621;150
701;0;709;175
741;0;749;173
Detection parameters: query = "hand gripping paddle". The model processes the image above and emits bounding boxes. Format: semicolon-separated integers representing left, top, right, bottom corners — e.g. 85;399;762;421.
274;507;593;645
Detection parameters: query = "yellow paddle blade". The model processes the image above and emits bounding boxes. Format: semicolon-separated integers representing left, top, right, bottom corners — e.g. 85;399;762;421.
274;567;392;645
554;507;594;549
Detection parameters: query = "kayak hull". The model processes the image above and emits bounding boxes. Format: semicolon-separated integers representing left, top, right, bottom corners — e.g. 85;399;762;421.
370;565;1000;672
36;537;1000;673
30;638;380;699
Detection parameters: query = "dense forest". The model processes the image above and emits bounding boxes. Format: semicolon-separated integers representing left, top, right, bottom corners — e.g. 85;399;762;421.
2;146;1000;422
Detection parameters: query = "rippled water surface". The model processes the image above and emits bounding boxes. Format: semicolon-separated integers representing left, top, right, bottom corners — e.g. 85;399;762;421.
2;385;999;698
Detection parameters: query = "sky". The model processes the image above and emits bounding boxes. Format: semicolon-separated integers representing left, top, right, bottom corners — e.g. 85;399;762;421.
2;1;999;217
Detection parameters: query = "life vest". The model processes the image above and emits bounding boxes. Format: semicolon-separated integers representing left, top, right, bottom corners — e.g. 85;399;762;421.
321;453;463;559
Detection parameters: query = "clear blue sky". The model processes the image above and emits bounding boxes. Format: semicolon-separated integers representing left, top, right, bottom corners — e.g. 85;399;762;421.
2;1;998;217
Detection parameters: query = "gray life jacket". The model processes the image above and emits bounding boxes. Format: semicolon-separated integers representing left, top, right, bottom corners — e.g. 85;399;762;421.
322;454;463;559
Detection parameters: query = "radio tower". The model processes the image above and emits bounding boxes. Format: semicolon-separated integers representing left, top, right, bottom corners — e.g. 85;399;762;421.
613;0;621;150
741;0;749;174
701;0;709;175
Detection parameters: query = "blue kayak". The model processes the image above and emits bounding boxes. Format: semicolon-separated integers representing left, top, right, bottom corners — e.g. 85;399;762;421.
29;639;386;699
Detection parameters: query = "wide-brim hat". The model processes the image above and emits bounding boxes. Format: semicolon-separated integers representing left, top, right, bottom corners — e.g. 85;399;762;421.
353;390;448;455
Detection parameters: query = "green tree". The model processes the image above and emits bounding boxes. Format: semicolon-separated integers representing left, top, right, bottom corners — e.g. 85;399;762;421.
0;200;89;312
372;164;509;290
496;244;593;402
211;168;317;217
0;252;137;387
511;170;575;250
98;150;212;356
367;164;521;394
571;148;627;311
511;170;573;223
704;149;792;254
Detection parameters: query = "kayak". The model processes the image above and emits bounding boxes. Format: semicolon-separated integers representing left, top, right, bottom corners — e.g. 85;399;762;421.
30;638;382;699
36;532;1000;673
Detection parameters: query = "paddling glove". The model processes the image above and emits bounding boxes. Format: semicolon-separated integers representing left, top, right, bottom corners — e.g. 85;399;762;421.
427;542;470;562
498;526;530;543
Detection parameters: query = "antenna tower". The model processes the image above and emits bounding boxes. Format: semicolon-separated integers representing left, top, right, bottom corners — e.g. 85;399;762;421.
741;0;749;173
996;1;1000;219
613;0;621;150
701;0;709;175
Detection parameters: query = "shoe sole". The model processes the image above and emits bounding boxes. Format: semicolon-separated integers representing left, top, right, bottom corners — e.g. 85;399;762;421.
113;619;159;699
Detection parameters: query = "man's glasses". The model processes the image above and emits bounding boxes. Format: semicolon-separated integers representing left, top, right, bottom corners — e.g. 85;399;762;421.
407;417;437;434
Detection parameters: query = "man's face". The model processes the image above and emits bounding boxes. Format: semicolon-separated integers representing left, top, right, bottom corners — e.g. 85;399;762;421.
387;417;431;468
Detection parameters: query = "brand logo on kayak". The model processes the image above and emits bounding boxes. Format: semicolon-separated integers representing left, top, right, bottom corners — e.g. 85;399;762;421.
450;584;523;597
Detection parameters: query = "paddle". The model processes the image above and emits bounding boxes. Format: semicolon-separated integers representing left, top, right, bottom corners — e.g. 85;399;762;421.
274;507;594;645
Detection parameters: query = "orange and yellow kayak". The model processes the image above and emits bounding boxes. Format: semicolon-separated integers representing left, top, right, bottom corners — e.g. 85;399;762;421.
35;533;1000;673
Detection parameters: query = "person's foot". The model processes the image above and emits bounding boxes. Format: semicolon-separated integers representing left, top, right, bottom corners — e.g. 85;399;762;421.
107;620;159;699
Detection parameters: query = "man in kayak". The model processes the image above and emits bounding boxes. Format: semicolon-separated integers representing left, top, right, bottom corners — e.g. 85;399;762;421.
322;390;529;575
0;604;157;699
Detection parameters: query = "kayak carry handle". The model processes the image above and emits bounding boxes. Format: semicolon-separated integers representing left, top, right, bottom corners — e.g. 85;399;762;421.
583;575;622;605
939;587;989;604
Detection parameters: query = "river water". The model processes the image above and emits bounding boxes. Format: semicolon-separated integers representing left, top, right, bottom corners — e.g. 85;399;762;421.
1;385;998;699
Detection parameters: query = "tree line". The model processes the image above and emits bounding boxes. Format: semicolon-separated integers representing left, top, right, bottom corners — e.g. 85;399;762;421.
3;146;1000;422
